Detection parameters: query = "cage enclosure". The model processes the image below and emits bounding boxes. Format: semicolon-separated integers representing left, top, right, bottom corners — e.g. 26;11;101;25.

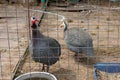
0;0;120;80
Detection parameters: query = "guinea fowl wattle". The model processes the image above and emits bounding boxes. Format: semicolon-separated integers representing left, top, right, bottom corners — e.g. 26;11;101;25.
29;16;61;72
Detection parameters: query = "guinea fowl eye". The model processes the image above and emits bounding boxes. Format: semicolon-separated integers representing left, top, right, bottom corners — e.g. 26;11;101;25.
31;16;36;21
31;16;38;25
33;17;35;20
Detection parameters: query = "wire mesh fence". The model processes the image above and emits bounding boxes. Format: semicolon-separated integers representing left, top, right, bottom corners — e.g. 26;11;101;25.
0;0;120;80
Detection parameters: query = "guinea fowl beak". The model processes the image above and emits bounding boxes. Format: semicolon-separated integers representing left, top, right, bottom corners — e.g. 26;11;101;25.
59;22;64;28
60;24;63;28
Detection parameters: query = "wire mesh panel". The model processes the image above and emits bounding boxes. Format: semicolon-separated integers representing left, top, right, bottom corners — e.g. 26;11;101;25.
0;0;120;80
0;1;28;80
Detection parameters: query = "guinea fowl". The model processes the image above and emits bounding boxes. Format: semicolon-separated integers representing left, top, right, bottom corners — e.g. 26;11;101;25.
60;21;94;59
29;16;61;72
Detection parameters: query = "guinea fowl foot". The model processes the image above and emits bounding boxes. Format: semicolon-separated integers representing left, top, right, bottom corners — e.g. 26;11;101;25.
42;64;49;72
47;66;49;72
42;64;45;72
77;57;87;62
74;54;87;62
74;53;78;56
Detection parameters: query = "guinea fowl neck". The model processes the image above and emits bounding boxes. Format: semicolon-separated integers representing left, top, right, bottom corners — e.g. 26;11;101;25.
32;29;40;38
32;24;42;38
63;22;68;32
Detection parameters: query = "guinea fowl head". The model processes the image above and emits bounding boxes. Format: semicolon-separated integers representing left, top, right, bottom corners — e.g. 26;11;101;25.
31;16;38;29
60;21;68;32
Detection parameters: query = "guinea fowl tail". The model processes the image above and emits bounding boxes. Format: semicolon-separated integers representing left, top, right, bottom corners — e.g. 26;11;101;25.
82;47;94;57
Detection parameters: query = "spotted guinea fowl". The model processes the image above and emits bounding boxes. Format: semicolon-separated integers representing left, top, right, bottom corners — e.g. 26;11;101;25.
29;16;61;72
60;21;94;58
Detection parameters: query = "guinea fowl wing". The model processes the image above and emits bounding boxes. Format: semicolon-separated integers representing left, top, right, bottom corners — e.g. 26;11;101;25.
48;38;61;56
65;28;92;46
32;36;61;65
64;27;94;56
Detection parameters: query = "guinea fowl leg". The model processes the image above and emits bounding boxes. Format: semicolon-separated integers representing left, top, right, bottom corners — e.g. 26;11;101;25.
42;64;45;71
74;53;83;62
74;53;78;56
74;53;80;61
75;53;87;62
76;54;80;62
46;65;49;72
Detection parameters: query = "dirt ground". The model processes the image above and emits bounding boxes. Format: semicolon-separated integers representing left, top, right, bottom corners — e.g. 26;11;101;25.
0;1;120;80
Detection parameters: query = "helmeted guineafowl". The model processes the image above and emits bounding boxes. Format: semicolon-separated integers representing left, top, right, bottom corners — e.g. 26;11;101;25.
60;21;94;58
29;16;61;72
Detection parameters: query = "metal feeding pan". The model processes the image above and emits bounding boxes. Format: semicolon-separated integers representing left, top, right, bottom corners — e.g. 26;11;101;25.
14;72;57;80
93;63;120;80
110;0;120;2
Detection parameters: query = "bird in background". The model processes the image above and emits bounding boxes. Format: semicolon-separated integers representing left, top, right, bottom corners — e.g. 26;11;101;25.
29;16;61;72
60;21;94;60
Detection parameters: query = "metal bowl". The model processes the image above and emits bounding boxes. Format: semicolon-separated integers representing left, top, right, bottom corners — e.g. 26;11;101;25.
15;72;57;80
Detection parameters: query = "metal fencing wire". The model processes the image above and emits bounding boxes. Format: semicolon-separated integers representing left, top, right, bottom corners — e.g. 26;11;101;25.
0;0;120;80
0;2;28;80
